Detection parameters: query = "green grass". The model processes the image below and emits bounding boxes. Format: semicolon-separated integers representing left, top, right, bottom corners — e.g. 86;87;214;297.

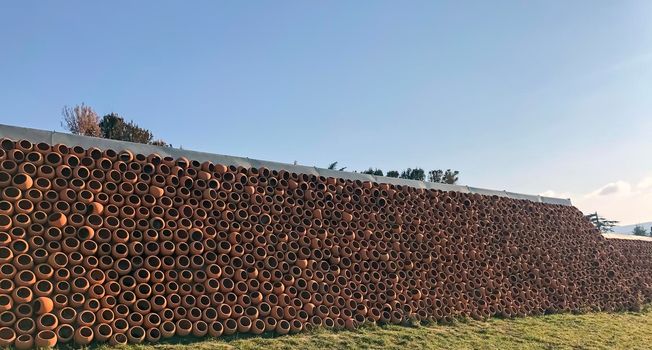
98;307;652;350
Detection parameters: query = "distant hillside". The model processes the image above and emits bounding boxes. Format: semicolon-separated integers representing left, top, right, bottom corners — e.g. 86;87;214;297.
612;222;652;234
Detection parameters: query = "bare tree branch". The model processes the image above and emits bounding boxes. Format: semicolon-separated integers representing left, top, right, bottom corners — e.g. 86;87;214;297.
61;103;101;137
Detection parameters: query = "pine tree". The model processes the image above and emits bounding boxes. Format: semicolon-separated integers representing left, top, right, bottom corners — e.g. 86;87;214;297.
584;212;618;233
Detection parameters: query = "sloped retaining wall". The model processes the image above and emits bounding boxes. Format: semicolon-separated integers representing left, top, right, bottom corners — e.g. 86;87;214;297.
0;134;649;347
607;237;652;306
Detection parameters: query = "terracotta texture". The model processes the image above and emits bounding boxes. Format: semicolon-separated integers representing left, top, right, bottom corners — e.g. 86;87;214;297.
0;136;650;347
607;238;652;309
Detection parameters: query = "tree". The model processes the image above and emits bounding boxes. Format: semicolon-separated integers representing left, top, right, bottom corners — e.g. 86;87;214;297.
61;105;168;146
386;170;399;178
442;169;459;184
428;170;443;183
327;162;346;171
400;168;425;181
428;169;460;184
632;225;648;236
99;113;154;144
584;212;619;233
361;168;383;176
61;104;101;137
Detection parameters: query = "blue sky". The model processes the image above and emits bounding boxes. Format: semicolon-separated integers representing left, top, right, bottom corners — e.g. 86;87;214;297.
1;1;651;224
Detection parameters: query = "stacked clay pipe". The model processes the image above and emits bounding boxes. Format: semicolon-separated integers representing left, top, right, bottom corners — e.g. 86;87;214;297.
606;238;652;309
0;136;650;347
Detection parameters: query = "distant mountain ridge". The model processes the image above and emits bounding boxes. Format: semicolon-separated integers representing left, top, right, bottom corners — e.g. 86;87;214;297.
612;221;652;234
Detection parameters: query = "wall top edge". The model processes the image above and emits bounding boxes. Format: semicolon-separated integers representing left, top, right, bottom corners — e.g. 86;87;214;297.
0;123;572;206
602;233;652;242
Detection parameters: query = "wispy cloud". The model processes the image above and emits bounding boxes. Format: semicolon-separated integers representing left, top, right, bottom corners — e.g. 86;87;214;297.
585;180;632;197
637;176;652;190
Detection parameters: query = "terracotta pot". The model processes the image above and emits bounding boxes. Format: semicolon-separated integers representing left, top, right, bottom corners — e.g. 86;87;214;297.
110;318;129;335
34;297;54;314
109;332;128;346
236;317;251;333
146;327;161;343
0;265;14;281
97;308;115;324
0;215;11;231
127;326;146;344
0;327;16;347
0;311;15;328
12;286;33;304
259;317;276;334
16;270;36;287
12;174;33;191
208;321;223;338
36;313;58;331
47;213;67;228
77;226;95;240
0;202;12;216
176;319;192;337
35;330;57;348
14;334;33;350
13;253;33;271
2;186;23;203
160;321;176;338
54;325;74;344
69;293;86;309
74;326;94;345
192;321;208;337
34;264;53;280
15;199;34;215
52;294;68;310
77;310;96;327
276;320;291;335
0;296;11;313
223;319;238;335
251;319;266;335
14;305;33;321
48;252;68;269
10;239;29;255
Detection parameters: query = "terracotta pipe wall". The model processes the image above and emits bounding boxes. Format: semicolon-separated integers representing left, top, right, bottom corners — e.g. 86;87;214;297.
0;136;650;347
606;238;652;311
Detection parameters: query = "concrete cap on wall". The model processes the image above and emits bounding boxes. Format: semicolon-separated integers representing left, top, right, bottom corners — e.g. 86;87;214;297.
602;233;652;242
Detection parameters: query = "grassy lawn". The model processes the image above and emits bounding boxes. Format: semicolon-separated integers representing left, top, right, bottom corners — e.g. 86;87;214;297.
99;307;652;350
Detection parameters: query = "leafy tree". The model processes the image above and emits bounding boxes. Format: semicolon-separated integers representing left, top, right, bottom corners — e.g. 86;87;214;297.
62;105;168;145
361;168;383;176
584;212;619;233
327;162;346;171
632;225;648;236
61;103;101;137
99;113;154;144
428;170;443;183
400;168;425;181
428;169;460;184
442;169;459;184
386;170;399;178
